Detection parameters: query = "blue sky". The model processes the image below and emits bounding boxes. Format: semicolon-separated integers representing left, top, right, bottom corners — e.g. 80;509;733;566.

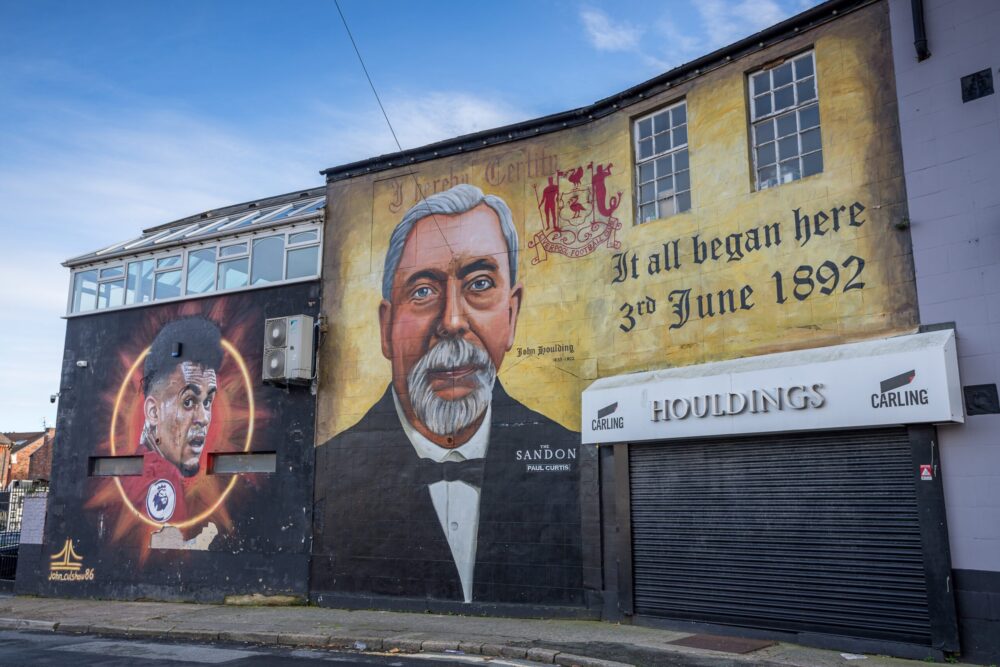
0;0;821;431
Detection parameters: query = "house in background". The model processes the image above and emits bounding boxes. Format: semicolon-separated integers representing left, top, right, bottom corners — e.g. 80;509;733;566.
0;429;54;489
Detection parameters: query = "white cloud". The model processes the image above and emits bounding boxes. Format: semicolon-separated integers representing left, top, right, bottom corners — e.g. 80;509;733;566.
695;0;789;50
580;9;643;52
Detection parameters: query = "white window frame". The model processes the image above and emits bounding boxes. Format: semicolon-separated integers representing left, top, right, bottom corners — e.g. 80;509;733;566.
749;51;822;191
633;99;691;224
66;221;323;316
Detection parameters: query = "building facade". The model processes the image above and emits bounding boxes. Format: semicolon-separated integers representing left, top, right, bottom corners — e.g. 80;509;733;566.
888;0;1000;661
18;189;325;601
22;0;999;662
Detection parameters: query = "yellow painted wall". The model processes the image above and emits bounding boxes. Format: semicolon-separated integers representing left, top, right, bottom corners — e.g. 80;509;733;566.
317;3;915;440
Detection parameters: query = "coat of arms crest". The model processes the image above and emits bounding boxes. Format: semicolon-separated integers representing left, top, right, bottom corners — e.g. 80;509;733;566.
528;162;622;264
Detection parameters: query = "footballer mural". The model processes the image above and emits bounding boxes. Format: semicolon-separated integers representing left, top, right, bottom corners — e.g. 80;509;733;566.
32;283;319;600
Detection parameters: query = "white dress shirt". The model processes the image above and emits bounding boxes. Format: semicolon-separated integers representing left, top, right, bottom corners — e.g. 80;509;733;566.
392;390;490;603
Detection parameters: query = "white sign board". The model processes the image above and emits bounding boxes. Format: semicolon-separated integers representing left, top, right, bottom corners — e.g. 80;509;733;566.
581;330;963;444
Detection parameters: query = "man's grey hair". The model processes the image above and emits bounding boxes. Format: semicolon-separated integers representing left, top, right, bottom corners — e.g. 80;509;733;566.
381;184;519;300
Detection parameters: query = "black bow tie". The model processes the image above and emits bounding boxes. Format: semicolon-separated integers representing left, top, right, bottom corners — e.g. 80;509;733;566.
415;457;485;486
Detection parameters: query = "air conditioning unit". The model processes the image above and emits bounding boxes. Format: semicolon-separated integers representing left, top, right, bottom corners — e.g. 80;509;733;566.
263;315;314;383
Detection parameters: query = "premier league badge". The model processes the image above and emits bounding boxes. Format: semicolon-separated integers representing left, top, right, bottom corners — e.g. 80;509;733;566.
145;479;176;523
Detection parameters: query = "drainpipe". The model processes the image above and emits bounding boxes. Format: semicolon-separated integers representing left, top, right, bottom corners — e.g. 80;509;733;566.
911;0;931;61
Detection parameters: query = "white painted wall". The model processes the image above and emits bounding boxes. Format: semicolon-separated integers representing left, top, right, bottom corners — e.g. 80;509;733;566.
889;0;1000;572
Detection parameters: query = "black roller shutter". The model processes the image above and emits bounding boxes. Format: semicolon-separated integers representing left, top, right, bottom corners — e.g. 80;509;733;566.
630;428;932;646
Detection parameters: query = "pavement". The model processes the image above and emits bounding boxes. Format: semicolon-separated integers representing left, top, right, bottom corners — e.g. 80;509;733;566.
0;596;979;667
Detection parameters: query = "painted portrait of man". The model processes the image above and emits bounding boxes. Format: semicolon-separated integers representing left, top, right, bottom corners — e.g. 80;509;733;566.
314;184;582;606
139;317;222;478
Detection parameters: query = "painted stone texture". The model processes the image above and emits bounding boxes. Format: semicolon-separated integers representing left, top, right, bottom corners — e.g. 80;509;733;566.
22;283;319;601
313;3;915;608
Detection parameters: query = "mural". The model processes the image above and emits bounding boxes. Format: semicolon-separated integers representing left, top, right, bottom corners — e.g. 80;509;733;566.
314;185;584;605
28;283;319;600
314;3;914;609
86;300;261;558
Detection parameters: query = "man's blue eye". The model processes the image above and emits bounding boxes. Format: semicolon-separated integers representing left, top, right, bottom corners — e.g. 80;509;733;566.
412;286;432;299
469;278;493;291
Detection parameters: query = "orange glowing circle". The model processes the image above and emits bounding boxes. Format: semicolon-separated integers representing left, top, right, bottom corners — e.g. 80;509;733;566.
109;339;255;529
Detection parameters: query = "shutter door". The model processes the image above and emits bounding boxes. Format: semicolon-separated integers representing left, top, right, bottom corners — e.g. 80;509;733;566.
630;428;932;646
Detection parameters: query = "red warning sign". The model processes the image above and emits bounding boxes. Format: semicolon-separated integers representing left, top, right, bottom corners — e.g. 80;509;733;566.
920;464;933;481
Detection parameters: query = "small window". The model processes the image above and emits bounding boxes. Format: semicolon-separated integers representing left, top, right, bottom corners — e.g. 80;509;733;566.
218;257;249;290
186;248;216;295
99;266;124;280
219;242;247;258
288;230;318;245
157;255;181;269
72;270;98;313
286;245;319;279
634;101;691;224
251;236;284;285
210;452;277;474
97;279;124;309
154;269;182;300
750;52;822;190
126;259;155;304
89;456;143;476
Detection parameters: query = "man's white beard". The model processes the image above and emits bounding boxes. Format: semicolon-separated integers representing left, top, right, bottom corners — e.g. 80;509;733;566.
407;338;496;437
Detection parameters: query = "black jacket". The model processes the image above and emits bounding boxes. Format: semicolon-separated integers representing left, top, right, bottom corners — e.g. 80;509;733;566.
312;383;583;604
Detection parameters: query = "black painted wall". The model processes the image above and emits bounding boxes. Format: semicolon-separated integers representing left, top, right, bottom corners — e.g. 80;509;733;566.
17;282;319;602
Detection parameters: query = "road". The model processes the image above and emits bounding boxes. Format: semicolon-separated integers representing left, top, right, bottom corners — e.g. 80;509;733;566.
0;630;543;666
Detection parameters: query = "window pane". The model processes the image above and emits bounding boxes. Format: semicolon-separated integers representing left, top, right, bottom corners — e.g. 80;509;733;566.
671;104;686;127
654;133;671;154
778;135;799;161
754;95;772;118
755;120;775;143
757;141;776;166
752;72;770;94
640;183;656;203
639;204;656;223
72;270;98;313
220;242;247;257
674;149;689;171
638;139;653;159
97;279;124;309
217;258;248;290
637;118;653;139
802;151;824;177
99;266;124;279
157;255;181;269
794;54;814;79
126;259;154;304
657;195;674;216
758;165;778;189
797;77;816;102
801;127;822;153
799;104;820;129
773;62;793;88
653;111;670;134
286;246;319;280
776;112;797;137
186;248;216;295
655;176;673;195
639;162;655;183
674;169;690;192
672;126;687;147
288;230;318;245
154;270;181;300
774;85;795;111
676;190;691;213
251;236;284;285
780;160;801;183
654;156;671;176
